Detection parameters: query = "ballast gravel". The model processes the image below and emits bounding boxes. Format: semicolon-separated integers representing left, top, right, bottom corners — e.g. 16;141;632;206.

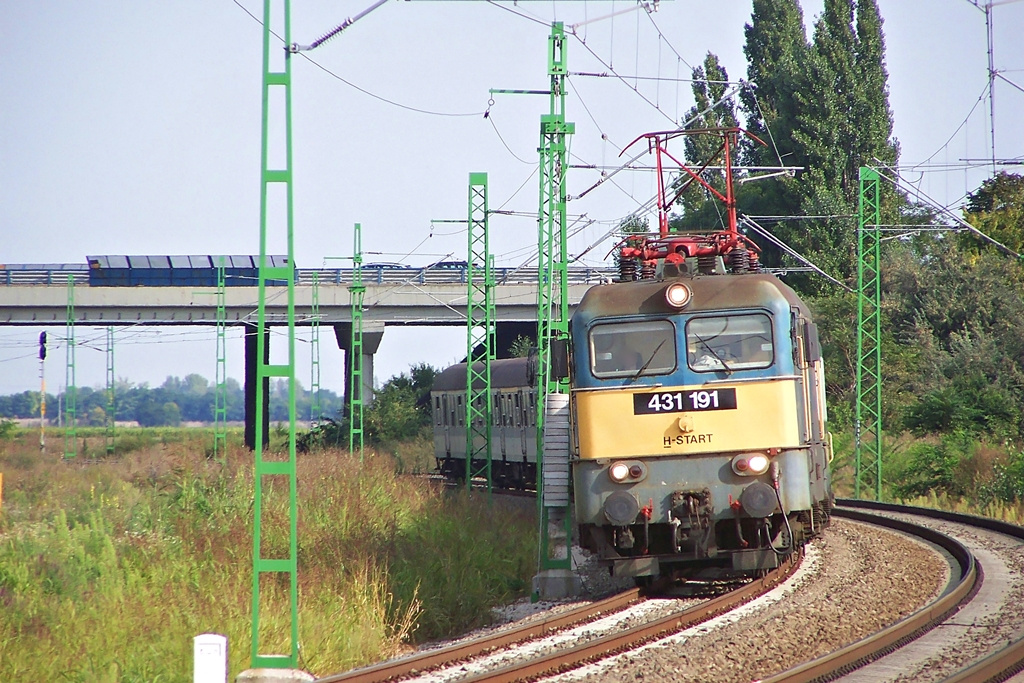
407;519;948;683
544;519;948;683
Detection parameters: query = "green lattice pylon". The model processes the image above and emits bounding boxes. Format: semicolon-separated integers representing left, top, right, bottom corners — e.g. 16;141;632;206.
535;22;574;573
214;259;228;463
310;271;321;425
105;326;115;455
466;173;495;495
855;166;883;500
349;223;365;461
64;275;76;459
252;0;299;668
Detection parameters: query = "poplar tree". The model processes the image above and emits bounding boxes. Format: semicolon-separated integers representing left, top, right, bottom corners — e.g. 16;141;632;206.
737;0;810;269
675;53;739;230
740;0;808;172
792;0;899;285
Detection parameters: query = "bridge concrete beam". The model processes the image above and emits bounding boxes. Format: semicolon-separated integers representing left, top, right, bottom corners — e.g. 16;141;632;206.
0;284;593;325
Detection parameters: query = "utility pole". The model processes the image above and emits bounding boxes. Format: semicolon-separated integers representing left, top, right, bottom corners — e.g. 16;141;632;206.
214;259;228;463
855;167;883;500
534;22;576;598
105;327;115;455
64;276;76;459
349;223;366;461
251;0;300;670
465;173;495;495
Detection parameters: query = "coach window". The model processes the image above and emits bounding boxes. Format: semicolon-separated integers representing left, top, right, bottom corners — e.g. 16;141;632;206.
434;396;442;426
590;320;676;379
686;313;774;372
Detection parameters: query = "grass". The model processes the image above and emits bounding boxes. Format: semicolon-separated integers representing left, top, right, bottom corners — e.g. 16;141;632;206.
0;427;536;681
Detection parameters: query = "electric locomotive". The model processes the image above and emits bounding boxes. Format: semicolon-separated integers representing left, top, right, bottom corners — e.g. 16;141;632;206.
570;269;833;578
571;128;833;578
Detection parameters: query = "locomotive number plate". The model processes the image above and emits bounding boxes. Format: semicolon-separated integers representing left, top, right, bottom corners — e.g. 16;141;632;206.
633;388;737;415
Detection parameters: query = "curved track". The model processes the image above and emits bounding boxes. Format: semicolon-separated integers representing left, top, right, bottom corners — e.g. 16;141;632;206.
315;500;1024;683
760;500;1024;683
314;558;800;683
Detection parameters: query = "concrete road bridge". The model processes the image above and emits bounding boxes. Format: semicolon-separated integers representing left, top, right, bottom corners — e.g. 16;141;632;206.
0;263;615;445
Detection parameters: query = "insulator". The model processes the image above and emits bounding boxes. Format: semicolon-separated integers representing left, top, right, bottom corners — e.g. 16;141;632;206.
640;260;657;280
618;258;638;282
697;255;717;275
748;252;762;272
727;249;750;273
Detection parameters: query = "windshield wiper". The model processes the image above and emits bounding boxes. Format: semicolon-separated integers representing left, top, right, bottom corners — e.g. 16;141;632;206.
692;333;733;376
628;339;667;383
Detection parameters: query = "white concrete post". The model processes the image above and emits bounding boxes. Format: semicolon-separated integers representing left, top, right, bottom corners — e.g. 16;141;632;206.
194;633;228;683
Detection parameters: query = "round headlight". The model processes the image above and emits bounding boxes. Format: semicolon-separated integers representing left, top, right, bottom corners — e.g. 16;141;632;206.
609;462;630;482
732;452;771;476
665;282;692;309
747;454;771;475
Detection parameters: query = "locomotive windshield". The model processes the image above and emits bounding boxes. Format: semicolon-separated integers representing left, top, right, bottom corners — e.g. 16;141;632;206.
686;313;774;372
590;320;676;379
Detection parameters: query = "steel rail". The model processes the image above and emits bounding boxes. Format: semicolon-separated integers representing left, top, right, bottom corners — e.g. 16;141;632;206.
316;555;800;683
762;500;986;683
312;588;643;683
454;554;801;683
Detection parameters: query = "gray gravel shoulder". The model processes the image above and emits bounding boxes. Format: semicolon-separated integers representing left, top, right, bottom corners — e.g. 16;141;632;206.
546;519;948;683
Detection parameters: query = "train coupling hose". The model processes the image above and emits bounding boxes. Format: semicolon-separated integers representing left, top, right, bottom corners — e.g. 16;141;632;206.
770;460;795;554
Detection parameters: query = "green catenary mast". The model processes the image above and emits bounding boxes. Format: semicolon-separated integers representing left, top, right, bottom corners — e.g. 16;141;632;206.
64;275;76;459
105;326;115;455
465;173;495;494
252;0;300;668
349;223;366;461
214;259;228;463
855;166;883;500
310;270;322;425
535;22;574;576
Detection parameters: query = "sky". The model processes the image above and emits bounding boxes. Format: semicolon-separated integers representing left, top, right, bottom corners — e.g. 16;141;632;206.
1;0;1023;400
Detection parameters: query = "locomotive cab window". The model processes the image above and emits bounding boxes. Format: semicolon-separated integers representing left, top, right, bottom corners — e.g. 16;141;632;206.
590;320;676;379
686;313;774;372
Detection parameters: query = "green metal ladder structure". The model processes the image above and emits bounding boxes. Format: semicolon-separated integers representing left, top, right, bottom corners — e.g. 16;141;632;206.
105;327;115;455
310;271;322;425
465;173;495;494
349;223;366;461
855;166;883;500
64;275;77;459
252;0;300;668
535;22;575;576
214;260;228;463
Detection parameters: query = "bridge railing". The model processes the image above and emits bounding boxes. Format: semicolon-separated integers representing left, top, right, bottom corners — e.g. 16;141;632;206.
0;265;617;287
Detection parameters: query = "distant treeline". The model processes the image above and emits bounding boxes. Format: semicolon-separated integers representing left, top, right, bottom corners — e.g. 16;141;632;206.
0;374;342;427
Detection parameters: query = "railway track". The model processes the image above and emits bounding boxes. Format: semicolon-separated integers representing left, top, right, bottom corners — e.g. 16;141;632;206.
816;500;1024;683
314;500;1024;683
314;557;801;683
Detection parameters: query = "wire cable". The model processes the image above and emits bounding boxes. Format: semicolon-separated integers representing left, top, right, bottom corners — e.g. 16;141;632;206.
231;0;485;118
487;113;537;165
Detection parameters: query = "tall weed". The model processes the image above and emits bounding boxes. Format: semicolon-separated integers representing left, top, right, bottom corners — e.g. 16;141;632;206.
0;430;535;680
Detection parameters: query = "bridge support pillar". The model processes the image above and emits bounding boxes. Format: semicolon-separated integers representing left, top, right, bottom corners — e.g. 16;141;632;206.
334;322;384;413
243;323;270;450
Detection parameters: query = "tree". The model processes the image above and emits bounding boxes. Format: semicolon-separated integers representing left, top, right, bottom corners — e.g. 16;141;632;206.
675;53;740;231
757;0;898;288
364;363;439;444
962;172;1024;255
740;0;808;173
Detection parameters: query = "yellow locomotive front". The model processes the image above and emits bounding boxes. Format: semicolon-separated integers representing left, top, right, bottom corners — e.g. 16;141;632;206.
569;274;833;578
